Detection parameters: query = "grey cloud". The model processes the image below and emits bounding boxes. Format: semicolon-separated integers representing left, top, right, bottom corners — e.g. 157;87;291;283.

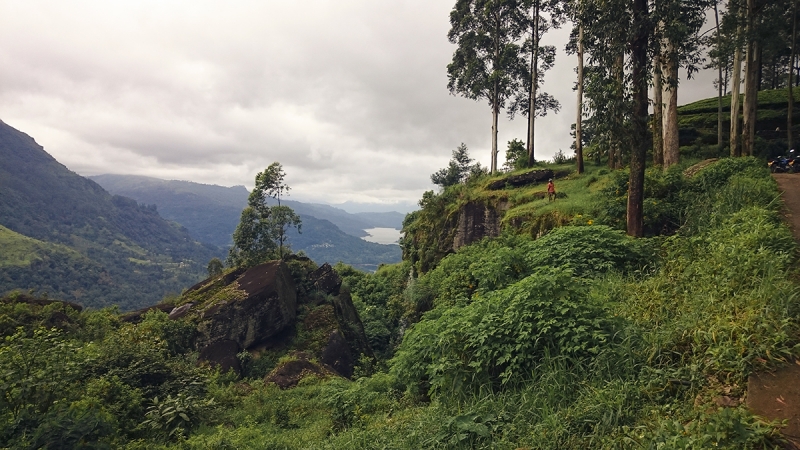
0;1;724;206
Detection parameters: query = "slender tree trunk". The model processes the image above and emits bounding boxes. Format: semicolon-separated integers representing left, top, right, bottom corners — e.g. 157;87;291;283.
492;95;499;173
628;0;648;237
576;22;585;173
742;0;758;156
653;51;664;166
731;20;743;157
790;0;797;151
714;1;724;150
611;52;624;169
743;0;758;158
527;0;540;167
662;41;680;167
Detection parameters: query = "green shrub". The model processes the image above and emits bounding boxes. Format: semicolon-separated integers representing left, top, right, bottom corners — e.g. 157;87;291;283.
392;268;613;397
522;225;654;277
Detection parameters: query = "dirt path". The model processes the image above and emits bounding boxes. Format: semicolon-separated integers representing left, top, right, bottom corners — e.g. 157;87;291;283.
773;173;800;240
745;173;800;447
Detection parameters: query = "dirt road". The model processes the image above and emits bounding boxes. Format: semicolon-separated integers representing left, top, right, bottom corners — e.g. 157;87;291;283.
773;173;800;241
745;173;800;446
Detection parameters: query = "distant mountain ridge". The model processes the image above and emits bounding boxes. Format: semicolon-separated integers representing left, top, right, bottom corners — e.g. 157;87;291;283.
0;120;218;310
89;174;404;269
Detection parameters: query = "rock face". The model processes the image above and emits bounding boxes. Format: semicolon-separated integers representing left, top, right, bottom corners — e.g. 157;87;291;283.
320;330;355;378
453;201;507;250
486;169;554;190
198;340;242;375
196;260;297;353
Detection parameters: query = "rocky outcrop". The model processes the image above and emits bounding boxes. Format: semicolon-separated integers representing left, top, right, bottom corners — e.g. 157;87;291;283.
264;352;339;389
120;304;174;323
320;330;354;377
486;169;554;190
331;290;374;361
453;201;508;250
196;260;297;351
310;263;342;296
198;340;242;375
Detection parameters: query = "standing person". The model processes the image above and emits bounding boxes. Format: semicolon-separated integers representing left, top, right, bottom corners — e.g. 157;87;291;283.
547;178;556;201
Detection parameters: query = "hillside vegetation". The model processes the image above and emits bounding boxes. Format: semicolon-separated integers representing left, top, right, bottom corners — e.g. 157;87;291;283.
676;88;800;158
2;156;798;448
0;121;219;310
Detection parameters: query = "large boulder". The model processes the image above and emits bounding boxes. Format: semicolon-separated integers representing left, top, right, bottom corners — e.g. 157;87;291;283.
310;263;342;296
198;339;242;376
196;260;297;351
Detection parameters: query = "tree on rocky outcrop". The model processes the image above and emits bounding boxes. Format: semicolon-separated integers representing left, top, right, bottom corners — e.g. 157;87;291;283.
207;258;224;277
447;0;529;174
228;163;301;267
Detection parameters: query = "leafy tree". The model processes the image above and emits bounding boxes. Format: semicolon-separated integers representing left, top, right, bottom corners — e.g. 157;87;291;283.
447;0;529;173
516;0;564;166
228;163;302;267
431;144;479;188
206;258;224;277
503;138;528;170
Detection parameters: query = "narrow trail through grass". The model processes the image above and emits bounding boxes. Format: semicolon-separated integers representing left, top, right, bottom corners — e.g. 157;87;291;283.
746;172;800;445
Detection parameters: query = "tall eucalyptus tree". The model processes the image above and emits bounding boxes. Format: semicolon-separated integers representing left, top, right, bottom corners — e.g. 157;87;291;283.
653;0;708;167
447;0;529;173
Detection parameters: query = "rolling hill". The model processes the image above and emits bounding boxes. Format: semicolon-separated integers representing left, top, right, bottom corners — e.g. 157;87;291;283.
90;174;403;269
0;120;219;310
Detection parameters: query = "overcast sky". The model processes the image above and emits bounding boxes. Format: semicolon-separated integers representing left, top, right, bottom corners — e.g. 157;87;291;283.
0;1;718;213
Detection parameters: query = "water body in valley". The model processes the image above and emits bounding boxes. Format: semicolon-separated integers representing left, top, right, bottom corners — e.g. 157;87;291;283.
361;227;401;245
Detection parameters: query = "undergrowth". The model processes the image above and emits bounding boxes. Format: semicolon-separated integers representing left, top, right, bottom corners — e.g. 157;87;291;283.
1;157;797;449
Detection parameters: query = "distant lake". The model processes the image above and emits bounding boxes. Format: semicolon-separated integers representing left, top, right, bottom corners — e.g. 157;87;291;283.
361;227;401;245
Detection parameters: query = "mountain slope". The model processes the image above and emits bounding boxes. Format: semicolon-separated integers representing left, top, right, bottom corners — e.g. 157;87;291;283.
90;174;402;268
0;120;218;310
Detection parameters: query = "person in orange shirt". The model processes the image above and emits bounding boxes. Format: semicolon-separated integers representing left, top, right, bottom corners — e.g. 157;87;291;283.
547;178;556;202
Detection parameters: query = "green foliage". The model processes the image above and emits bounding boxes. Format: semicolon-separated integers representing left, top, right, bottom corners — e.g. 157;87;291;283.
392;268;613;397
523;225;654;277
0;328;81;428
141;393;215;441
228;163;302;267
431;143;479;188
644;407;781;449
206;258;224;277
503;138;528;171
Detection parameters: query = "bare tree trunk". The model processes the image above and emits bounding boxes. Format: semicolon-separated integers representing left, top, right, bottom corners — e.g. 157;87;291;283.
742;0;758;156
610;52;624;169
653;51;664;166
576;22;585;173
628;0;648;237
662;40;680;167
714;1;724;151
743;6;758;157
492;97;499;173
527;0;540;167
730;20;743;157
790;0;797;151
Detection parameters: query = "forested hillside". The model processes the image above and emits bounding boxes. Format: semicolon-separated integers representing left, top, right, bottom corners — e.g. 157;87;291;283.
0;121;218;310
